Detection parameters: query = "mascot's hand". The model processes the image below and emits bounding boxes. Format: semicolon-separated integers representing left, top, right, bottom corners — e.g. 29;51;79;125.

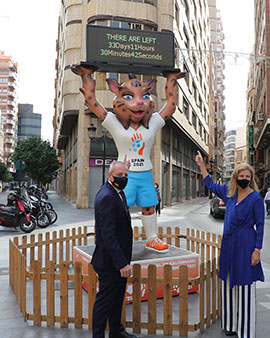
70;64;98;98
70;64;97;77
162;70;186;80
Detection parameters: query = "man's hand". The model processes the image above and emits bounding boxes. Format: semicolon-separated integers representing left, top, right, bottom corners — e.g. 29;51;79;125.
120;264;132;278
123;155;131;170
251;250;260;266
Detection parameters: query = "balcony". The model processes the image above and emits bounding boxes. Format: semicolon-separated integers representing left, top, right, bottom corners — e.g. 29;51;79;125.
5;137;15;145
7;100;15;107
5;119;15;126
6;109;15;117
255;117;270;150
4;128;14;135
8;82;15;88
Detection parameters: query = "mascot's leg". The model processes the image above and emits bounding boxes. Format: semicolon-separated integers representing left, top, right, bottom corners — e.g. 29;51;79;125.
141;207;168;253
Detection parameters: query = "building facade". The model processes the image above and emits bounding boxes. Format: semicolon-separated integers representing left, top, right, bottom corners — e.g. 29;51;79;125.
224;129;236;182
234;126;247;166
0;51;18;172
247;0;270;188
208;1;225;182
53;0;220;208
17;104;42;142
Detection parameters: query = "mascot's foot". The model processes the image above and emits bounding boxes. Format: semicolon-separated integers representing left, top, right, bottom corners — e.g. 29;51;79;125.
146;238;169;253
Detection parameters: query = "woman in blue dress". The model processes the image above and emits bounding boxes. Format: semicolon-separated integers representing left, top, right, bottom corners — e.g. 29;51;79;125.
195;151;265;338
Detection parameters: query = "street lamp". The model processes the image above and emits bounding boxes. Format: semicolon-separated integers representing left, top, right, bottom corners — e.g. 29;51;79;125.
88;123;108;185
87;123;97;139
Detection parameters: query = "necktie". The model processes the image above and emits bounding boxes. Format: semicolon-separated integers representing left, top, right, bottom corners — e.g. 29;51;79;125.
119;190;127;207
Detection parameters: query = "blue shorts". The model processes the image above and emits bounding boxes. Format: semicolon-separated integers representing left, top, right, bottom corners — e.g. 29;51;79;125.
124;170;158;208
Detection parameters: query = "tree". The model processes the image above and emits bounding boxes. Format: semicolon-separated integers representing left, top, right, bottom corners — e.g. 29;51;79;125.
0;162;13;182
11;137;60;185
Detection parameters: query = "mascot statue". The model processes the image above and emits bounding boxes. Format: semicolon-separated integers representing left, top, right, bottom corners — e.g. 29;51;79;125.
71;65;185;253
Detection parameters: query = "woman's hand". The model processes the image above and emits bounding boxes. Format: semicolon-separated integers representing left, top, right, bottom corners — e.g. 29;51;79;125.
251;249;260;266
195;151;208;179
195;151;204;167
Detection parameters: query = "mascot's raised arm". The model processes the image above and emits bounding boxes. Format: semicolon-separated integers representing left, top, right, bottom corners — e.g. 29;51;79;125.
71;65;185;253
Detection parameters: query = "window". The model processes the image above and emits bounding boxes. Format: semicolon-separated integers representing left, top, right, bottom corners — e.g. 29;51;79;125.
192;111;196;128
183;27;189;49
183;0;189;19
175;4;180;27
183;97;189;120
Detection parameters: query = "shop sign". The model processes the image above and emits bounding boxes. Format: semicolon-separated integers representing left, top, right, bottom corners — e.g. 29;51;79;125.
89;158;114;167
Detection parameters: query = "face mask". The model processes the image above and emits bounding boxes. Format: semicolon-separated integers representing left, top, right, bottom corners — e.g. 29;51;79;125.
112;176;128;190
236;179;250;189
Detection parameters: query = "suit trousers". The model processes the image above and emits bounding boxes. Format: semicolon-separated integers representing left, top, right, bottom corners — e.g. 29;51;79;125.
92;268;127;338
221;273;256;338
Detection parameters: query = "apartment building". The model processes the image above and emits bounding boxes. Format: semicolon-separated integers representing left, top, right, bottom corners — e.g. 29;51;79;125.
53;0;214;208
208;1;225;181
0;51;18;172
224;129;236;182
17;104;42;142
247;0;270;188
234;126;247;166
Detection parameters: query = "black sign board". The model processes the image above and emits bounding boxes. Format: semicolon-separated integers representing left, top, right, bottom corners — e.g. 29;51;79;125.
81;25;179;76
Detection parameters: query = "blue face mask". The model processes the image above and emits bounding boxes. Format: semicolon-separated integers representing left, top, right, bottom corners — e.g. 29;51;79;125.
112;176;128;190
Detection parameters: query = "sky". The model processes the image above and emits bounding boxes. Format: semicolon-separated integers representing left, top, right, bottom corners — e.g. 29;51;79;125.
0;0;254;142
216;0;254;131
0;0;60;142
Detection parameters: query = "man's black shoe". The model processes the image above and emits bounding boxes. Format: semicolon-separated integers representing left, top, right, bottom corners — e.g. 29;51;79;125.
109;330;140;338
225;330;237;336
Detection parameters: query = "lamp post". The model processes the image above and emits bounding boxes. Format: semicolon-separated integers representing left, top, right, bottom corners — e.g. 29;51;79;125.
88;123;108;185
101;126;108;185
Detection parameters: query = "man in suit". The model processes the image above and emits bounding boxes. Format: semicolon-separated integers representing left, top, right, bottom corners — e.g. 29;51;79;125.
92;160;139;338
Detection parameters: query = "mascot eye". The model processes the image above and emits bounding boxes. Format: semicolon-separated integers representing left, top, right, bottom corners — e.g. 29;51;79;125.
123;93;133;100
143;93;150;99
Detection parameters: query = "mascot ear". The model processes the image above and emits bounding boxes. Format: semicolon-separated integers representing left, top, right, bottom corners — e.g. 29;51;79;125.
145;79;157;93
106;78;121;94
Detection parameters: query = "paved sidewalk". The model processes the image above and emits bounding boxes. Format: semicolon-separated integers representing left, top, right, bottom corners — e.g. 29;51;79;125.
0;191;269;338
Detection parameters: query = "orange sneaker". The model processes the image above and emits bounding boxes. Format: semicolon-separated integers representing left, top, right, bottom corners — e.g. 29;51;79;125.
146;238;169;253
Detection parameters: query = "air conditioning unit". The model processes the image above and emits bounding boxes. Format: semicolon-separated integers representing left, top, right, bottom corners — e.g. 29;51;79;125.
257;113;264;121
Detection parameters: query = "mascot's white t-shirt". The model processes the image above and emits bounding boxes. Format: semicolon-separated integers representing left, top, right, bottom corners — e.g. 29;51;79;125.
102;112;165;172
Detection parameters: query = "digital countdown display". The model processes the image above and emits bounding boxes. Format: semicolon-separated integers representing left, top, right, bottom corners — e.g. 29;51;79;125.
84;25;177;75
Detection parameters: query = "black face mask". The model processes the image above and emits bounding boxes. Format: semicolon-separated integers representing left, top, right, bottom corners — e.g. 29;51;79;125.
236;179;250;189
112;176;128;190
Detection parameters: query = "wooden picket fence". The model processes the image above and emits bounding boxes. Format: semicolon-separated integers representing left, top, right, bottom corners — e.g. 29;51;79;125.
9;226;222;336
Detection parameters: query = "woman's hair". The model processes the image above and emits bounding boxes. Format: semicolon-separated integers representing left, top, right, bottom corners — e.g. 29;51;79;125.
228;163;259;197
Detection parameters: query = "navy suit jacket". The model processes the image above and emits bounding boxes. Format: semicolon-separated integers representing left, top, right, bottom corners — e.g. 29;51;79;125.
91;181;133;272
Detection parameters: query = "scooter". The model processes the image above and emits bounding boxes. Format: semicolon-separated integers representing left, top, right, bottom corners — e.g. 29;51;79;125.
1;189;37;233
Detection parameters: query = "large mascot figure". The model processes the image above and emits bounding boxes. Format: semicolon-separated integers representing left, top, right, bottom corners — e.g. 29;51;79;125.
71;65;185;253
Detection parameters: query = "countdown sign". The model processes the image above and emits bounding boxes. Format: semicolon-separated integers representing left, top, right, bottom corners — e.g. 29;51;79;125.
81;25;179;76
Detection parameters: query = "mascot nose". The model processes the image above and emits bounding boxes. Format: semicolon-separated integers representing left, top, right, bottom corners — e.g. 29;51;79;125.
137;100;144;105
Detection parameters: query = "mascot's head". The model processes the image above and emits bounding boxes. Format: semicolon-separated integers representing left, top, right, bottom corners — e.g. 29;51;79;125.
106;74;156;129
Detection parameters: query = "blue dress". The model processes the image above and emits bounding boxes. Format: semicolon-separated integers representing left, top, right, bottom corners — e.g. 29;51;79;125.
203;175;265;288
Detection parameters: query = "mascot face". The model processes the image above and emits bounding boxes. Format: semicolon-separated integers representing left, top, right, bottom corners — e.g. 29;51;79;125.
106;76;156;130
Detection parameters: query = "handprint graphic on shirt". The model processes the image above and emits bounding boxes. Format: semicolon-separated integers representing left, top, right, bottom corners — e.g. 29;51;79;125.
129;133;145;156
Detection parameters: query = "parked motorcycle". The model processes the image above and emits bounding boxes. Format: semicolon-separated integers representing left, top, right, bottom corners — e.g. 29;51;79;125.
28;190;58;226
1;189;37;233
27;194;52;228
